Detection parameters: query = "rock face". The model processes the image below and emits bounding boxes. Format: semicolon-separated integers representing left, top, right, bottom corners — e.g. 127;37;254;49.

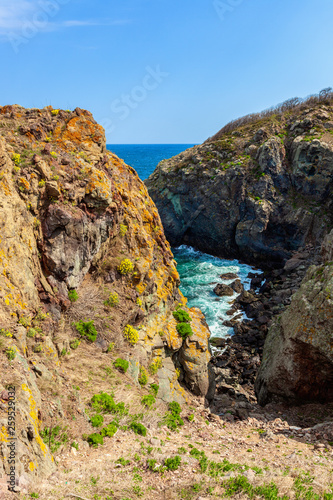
146;101;333;268
0;105;212;487
255;233;333;405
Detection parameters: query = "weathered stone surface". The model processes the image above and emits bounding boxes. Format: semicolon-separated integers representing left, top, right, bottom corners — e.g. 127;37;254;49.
255;263;333;405
178;308;212;397
214;283;234;297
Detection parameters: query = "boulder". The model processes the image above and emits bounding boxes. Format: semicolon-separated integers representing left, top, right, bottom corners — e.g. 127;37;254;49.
214;284;234;297
255;263;333;405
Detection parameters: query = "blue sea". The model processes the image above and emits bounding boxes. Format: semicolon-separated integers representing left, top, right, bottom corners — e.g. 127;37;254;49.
107;144;257;341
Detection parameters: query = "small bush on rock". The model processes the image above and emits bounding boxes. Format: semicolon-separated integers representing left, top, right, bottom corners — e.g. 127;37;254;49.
123;325;139;345
113;358;129;373
150;383;159;397
138;366;148;386
149;357;162;375
176;322;193;339
173;309;192;323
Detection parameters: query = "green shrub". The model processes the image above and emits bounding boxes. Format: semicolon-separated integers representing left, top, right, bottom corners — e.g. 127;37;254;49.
165;456;181;471
6;347;16;361
70;339;81;350
90;415;104;427
113;358;129;373
101;421;118;438
71;441;79;450
129;422;147;437
176;322;193;339
27;328;37;338
75;320;97;342
163;402;184;431
138;366;148;386
150;384;159;397
68;289;79;302
173;309;192;323
104;292;119;307
91;393;128;416
87;433;104;447
40;426;68;453
141;395;155;408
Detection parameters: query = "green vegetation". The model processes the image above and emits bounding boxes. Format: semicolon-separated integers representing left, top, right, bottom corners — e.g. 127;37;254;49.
176;322;193;339
101;421;119;438
70;339;80;350
165;456;181;471
91;392;128;416
113;358;129;373
6;347;16;361
87;433;104;448
75;320;97;342
68;289;79;302
104;292;119;307
150;383;159;397
173;308;192;323
149;357;162;374
162;401;184;431
141;395;155;408
27;328;37;338
138;366;148;386
129;422;147;436
40;425;68;453
90;415;104;427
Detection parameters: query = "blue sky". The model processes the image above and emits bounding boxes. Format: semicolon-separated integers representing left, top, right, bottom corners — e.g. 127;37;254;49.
0;0;332;143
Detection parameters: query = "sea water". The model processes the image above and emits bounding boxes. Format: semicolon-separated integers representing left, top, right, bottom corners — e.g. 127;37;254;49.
107;144;257;340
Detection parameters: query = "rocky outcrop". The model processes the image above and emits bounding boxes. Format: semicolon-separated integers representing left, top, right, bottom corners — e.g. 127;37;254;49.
146;101;333;268
0;105;212;489
255;233;333;405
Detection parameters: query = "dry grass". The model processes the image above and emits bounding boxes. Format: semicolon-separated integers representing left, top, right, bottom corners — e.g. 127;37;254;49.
207;88;333;142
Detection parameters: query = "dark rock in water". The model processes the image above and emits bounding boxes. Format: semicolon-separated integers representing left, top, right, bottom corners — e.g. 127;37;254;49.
230;279;244;293
237;290;257;305
210;337;227;348
220;272;238;280
214;283;234;296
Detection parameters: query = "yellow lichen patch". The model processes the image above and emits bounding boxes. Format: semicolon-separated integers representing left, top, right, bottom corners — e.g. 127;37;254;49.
0;425;8;443
164;317;183;351
22;384;48;457
18;177;30;191
29;461;35;471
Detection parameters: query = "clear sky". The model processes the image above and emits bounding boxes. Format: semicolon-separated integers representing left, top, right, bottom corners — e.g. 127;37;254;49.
0;0;332;143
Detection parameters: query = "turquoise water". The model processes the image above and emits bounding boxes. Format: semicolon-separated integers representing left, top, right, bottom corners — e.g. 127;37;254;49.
173;246;255;339
106;144;258;340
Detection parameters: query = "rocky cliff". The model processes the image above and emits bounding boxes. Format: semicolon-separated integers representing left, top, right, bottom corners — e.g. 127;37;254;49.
0;105;212;492
146;95;333;269
255;231;333;405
